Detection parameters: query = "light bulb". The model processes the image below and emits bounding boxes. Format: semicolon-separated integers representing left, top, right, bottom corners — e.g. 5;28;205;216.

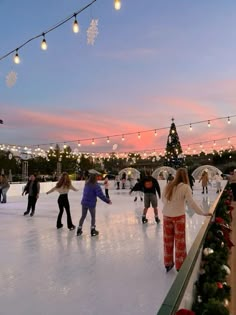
154;129;157;136
189;124;192;131
228;117;231;124
208;120;211;127
114;0;121;10
122;135;125;141
73;19;79;33
107;137;110;143
41;36;47;50
138;132;141;139
14;51;20;64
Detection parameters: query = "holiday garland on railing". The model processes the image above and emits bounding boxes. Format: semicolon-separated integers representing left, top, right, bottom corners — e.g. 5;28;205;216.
190;185;234;315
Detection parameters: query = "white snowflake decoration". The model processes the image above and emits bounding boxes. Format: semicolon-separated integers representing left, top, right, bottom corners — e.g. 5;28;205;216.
6;71;17;88
87;19;99;45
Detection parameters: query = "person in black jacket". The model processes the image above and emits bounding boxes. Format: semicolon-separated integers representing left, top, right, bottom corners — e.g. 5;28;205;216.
22;174;40;216
129;178;143;201
140;171;161;224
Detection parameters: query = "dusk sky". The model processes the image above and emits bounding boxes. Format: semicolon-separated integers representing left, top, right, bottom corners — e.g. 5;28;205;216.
1;0;236;155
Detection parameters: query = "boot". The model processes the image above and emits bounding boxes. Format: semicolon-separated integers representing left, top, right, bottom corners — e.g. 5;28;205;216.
155;216;160;224
76;227;83;236
91;228;99;237
142;216;148;224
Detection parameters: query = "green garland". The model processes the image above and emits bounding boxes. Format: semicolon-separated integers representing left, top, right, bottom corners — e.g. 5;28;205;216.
192;185;234;315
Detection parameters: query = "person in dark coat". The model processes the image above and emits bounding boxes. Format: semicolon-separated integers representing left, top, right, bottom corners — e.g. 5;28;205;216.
140;171;161;224
76;174;112;237
22;174;40;216
129;178;143;201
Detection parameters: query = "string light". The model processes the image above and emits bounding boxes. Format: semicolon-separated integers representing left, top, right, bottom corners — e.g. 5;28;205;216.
92;138;95;145
228;117;231;124
189;123;192;131
73;15;80;33
208;120;211;127
0;0;97;63
106;137;110;143
228;138;231;143
114;0;121;10
154;129;157;136
2;115;236;154
77;140;81;147
213;141;216;146
41;34;47;50
13;49;20;64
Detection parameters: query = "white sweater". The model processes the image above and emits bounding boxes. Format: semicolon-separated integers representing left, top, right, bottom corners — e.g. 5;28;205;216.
47;184;77;195
162;183;204;217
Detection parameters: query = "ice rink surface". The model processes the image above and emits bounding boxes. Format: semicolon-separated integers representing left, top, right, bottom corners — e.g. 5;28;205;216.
0;181;220;315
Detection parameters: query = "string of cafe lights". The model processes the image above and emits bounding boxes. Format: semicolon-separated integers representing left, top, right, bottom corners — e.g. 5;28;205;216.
0;115;235;157
7;114;235;150
0;0;122;64
1;134;233;160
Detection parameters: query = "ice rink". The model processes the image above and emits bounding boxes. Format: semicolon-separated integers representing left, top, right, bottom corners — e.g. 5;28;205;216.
0;181;221;315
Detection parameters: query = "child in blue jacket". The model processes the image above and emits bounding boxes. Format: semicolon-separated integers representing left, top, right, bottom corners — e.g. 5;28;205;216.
77;174;112;236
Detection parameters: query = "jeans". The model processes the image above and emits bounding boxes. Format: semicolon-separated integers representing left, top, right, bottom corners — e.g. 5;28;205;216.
79;205;96;228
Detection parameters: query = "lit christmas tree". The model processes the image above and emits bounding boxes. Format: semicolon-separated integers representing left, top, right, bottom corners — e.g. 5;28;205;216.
164;118;185;168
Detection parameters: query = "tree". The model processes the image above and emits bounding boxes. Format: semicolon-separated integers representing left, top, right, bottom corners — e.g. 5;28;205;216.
164;118;185;169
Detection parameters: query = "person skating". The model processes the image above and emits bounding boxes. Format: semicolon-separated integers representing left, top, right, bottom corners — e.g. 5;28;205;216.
46;172;78;230
129;178;143;202
199;170;209;194
162;168;212;272
22;174;40;216
77;174;111;237
1;174;10;203
103;175;110;199
140;171;161;224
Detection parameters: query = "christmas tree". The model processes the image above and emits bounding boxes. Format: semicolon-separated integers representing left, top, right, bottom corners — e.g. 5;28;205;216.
164;118;185;168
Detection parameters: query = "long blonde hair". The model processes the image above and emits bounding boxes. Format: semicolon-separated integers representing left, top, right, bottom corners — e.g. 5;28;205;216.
56;172;71;188
164;168;190;201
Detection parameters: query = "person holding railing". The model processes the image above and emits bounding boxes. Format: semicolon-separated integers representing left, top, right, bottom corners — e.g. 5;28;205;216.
162;168;211;272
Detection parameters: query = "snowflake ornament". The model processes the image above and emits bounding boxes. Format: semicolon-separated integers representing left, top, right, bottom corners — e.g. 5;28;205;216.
6;71;17;87
87;19;99;45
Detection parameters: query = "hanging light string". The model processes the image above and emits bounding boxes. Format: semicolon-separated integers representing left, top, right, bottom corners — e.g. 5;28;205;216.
1;117;236;155
0;135;235;157
6;114;235;149
0;0;97;62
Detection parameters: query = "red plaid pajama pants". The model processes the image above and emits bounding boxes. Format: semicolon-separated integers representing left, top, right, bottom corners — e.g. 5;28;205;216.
163;214;187;270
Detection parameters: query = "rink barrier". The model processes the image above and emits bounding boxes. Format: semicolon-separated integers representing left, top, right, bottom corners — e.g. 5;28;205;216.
156;182;226;315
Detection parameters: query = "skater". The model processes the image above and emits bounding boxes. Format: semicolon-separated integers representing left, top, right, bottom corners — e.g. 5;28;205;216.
129;178;143;201
228;169;236;201
213;172;222;193
22;174;40;216
121;172;126;189
1;175;10;203
46;172;78;230
140;171;161;224
103;175;110;199
199;170;209;194
115;174;120;190
162;168;211;272
77;174;111;237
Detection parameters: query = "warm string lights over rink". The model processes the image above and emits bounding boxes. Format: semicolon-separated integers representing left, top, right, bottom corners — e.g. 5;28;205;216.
0;0;121;65
0;115;236;160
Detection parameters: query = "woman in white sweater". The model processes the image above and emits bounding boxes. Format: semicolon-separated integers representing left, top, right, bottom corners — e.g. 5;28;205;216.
46;172;78;230
162;168;211;272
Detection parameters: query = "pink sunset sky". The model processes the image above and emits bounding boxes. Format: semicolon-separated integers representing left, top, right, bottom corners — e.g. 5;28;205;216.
0;0;236;154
